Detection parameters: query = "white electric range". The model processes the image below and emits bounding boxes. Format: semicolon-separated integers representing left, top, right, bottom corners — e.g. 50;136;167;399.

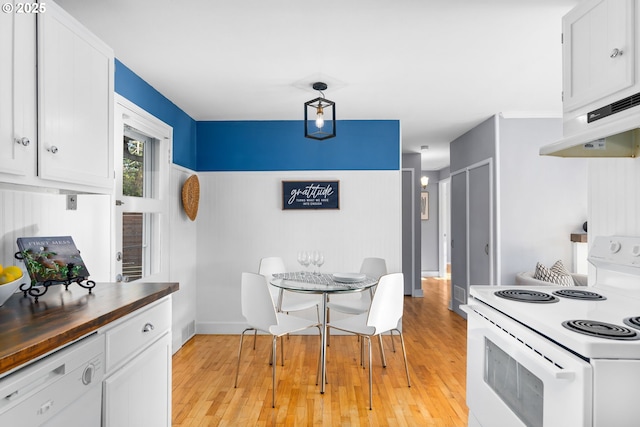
462;236;640;427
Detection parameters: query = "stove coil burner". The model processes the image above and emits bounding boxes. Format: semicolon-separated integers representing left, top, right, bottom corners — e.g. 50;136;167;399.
552;289;606;301
623;317;640;331
562;320;640;340
494;289;558;303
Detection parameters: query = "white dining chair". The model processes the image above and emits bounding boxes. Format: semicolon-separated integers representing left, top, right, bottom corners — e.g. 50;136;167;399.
326;257;392;362
259;256;321;319
234;272;321;408
327;257;387;315
327;272;411;410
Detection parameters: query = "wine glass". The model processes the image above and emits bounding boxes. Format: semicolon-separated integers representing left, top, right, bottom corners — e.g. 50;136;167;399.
297;251;310;276
315;252;324;274
310;251;318;274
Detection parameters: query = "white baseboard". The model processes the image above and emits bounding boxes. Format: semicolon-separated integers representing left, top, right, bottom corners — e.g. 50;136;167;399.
421;270;440;277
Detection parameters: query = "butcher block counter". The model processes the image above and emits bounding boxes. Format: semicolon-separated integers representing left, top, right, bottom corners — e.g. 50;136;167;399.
0;281;179;377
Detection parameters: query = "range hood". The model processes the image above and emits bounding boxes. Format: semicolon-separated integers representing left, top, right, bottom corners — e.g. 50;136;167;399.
540;112;640;158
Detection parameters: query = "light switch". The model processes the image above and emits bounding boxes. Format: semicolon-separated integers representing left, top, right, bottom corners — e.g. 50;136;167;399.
66;194;77;210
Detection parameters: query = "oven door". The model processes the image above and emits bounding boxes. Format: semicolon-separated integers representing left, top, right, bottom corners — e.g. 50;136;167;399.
462;303;592;427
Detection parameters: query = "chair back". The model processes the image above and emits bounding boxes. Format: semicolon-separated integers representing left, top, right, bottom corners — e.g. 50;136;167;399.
258;257;286;302
359;257;387;279
241;272;278;331
367;273;404;332
259;257;286;277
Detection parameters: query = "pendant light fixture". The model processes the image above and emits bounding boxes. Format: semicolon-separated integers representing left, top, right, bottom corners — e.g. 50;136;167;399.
304;82;336;140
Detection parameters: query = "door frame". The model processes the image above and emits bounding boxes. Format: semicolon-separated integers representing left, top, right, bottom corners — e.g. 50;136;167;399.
438;176;450;278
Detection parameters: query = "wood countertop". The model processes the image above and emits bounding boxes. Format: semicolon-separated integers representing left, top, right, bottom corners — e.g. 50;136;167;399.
0;281;179;377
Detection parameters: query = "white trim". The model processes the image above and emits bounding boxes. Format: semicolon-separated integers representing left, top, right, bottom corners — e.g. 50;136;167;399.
493;115;501;286
402;168;418;297
113;94;173;283
438;177;451;278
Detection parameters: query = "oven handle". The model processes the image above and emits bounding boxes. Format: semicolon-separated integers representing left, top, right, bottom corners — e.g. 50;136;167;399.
463;304;577;382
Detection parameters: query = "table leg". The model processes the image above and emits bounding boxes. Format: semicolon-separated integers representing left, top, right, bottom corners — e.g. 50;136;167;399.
321;292;328;393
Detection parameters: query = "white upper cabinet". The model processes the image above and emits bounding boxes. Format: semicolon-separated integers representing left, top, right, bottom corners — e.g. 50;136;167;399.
0;0;114;193
38;1;114;190
562;0;635;113
0;3;37;177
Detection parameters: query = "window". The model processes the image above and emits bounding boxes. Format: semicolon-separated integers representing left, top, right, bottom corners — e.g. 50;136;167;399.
114;96;171;283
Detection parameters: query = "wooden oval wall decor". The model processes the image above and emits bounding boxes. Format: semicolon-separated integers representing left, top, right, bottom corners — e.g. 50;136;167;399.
181;175;200;221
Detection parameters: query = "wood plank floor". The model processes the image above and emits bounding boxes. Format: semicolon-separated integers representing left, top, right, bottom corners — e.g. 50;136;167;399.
172;275;468;426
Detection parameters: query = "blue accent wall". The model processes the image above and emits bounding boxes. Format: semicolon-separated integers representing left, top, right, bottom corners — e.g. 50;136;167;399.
114;59;197;169
196;120;400;171
115;60;400;171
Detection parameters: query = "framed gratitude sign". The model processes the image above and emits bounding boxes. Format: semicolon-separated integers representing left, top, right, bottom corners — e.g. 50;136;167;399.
282;180;340;210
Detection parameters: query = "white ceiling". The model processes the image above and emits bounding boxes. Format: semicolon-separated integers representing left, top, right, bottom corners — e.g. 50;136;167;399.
55;0;579;171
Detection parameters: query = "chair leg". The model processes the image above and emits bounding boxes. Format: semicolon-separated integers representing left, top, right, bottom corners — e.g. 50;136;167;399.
396;329;411;387
326;307;330;347
253;329;257;350
272;336;277;407
389;330;396;352
366;336;372;410
280;335;285;366
235;328;252;388
315;325;323;386
378;334;387;368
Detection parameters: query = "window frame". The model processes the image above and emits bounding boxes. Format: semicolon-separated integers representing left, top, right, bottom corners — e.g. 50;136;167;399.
113;94;172;283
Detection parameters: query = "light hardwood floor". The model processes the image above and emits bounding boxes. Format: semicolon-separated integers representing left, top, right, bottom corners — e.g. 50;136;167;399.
172;275;468;426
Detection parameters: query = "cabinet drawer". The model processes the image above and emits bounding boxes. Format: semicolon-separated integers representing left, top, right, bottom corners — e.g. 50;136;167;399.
104;298;170;373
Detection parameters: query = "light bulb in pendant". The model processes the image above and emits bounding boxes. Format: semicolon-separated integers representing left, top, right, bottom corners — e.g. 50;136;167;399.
315;106;324;129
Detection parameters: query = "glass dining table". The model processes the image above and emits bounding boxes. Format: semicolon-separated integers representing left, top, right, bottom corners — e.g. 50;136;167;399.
270;272;378;393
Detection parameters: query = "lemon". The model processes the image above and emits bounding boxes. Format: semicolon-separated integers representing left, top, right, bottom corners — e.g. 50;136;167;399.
0;264;3;274
0;266;22;284
4;266;22;279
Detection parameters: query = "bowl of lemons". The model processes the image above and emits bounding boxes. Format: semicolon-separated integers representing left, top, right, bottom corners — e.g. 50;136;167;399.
0;265;25;307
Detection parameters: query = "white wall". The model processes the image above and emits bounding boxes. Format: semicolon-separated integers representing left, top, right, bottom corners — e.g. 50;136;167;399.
169;166;198;351
589;157;640;246
498;117;588;283
0;165;199;355
195;170;402;334
0;188;111;281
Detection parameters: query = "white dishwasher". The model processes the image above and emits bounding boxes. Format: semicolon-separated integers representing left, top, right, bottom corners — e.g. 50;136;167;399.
0;332;105;426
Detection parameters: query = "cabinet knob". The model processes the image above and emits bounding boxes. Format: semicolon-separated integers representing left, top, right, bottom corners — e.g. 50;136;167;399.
15;137;30;146
610;48;623;58
143;323;155;333
47;145;59;154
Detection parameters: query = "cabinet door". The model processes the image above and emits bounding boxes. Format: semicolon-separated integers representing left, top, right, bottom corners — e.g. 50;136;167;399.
103;333;171;427
0;4;36;177
38;1;114;189
563;0;635;112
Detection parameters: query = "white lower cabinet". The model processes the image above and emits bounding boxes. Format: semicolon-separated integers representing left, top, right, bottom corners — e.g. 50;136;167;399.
102;297;172;427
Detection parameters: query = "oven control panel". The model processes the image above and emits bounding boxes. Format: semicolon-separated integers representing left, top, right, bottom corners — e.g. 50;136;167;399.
589;236;640;270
